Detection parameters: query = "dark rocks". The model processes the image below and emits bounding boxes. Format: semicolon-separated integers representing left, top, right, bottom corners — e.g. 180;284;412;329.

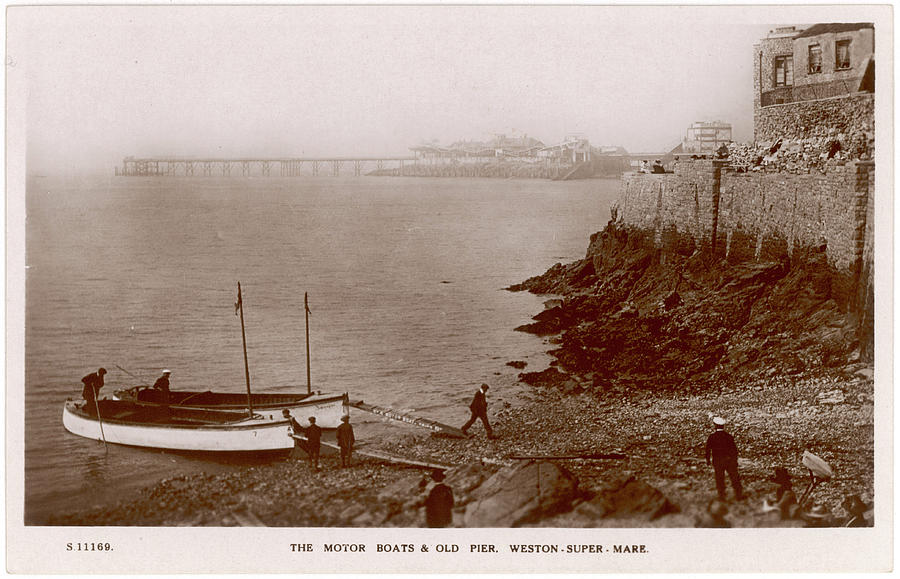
584;475;680;521
518;367;569;389
514;306;573;336
506;360;527;369
462;461;580;527
511;220;865;396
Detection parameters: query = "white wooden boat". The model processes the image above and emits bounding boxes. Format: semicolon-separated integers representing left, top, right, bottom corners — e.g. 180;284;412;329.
113;387;349;427
62;399;294;452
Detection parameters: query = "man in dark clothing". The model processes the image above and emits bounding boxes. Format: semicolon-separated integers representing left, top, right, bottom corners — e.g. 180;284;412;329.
81;368;107;415
336;415;355;467
283;409;306;460
302;416;323;471
705;417;743;501
424;469;454;528
461;383;494;439
152;369;171;404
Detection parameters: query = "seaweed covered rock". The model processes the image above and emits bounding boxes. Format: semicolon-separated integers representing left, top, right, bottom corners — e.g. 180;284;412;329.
508;221;867;395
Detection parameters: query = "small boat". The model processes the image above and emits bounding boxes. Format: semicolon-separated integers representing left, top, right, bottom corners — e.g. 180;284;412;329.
113;387;349;427
62;399;294;452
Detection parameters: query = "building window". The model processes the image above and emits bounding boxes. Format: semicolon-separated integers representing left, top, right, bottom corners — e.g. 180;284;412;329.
836;39;852;69
774;55;793;86
808;44;822;73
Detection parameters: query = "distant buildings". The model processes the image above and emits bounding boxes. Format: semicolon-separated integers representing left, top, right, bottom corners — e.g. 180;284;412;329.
411;133;591;164
410;133;543;162
682;121;732;155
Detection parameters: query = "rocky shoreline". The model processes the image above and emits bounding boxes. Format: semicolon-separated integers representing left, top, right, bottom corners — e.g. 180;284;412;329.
50;221;874;528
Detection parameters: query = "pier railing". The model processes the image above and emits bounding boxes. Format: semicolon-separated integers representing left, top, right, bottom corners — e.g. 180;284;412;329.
116;157;417;177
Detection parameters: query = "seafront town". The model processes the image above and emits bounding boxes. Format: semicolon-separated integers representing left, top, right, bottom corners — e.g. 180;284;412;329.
53;22;875;529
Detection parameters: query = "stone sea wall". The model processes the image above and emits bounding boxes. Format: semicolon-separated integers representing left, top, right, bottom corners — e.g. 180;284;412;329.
617;159;874;313
754;93;875;149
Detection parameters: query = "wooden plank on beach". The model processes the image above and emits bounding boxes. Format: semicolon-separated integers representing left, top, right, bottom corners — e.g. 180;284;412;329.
508;452;627;460
290;434;453;470
230;507;267;527
348;400;467;438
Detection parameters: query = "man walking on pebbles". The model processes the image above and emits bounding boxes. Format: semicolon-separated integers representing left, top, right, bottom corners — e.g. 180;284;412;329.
705;416;744;501
461;383;496;439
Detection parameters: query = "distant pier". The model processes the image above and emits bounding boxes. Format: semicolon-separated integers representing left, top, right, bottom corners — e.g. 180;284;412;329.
116;156;417;177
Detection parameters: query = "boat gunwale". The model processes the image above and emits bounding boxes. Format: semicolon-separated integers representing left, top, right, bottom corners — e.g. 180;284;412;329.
149;393;349;411
63;401;291;431
115;388;349;410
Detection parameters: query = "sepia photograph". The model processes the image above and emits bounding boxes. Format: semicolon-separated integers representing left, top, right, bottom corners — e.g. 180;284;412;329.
5;3;892;573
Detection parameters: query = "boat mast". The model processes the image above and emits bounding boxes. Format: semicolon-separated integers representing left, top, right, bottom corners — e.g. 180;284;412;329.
305;292;311;395
236;282;254;417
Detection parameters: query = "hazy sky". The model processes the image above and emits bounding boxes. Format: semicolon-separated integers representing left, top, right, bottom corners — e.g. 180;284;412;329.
8;5;881;175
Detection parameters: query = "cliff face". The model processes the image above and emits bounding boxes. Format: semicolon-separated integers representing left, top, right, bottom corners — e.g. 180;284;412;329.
508;220;869;397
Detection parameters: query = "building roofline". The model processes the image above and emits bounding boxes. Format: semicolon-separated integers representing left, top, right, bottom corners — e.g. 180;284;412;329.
794;22;874;39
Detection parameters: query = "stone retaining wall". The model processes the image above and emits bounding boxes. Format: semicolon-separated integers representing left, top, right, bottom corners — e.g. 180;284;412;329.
754;93;874;148
617;160;874;317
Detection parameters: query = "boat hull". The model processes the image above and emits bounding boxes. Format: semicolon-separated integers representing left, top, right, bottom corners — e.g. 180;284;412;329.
62;401;294;452
113;389;350;428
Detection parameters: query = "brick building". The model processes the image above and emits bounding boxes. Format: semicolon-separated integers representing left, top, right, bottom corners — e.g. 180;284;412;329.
753;23;874;148
755;23;874;108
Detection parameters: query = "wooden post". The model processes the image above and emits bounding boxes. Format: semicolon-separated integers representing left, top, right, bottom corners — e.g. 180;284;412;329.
236;282;254;417
305;292;311;395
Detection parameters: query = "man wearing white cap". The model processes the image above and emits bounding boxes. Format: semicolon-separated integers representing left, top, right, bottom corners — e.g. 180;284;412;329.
705;416;744;501
152;369;171;405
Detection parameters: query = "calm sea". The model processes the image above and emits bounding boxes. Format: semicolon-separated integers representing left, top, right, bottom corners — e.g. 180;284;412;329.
23;174;619;524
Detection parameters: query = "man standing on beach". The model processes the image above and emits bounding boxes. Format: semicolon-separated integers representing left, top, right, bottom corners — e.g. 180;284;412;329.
336;414;355;467
461;383;495;439
283;409;306;460
705;416;744;501
81;367;106;415
304;416;323;471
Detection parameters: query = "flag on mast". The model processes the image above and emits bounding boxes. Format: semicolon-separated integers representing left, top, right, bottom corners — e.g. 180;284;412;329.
235;284;242;316
305;292;311;315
